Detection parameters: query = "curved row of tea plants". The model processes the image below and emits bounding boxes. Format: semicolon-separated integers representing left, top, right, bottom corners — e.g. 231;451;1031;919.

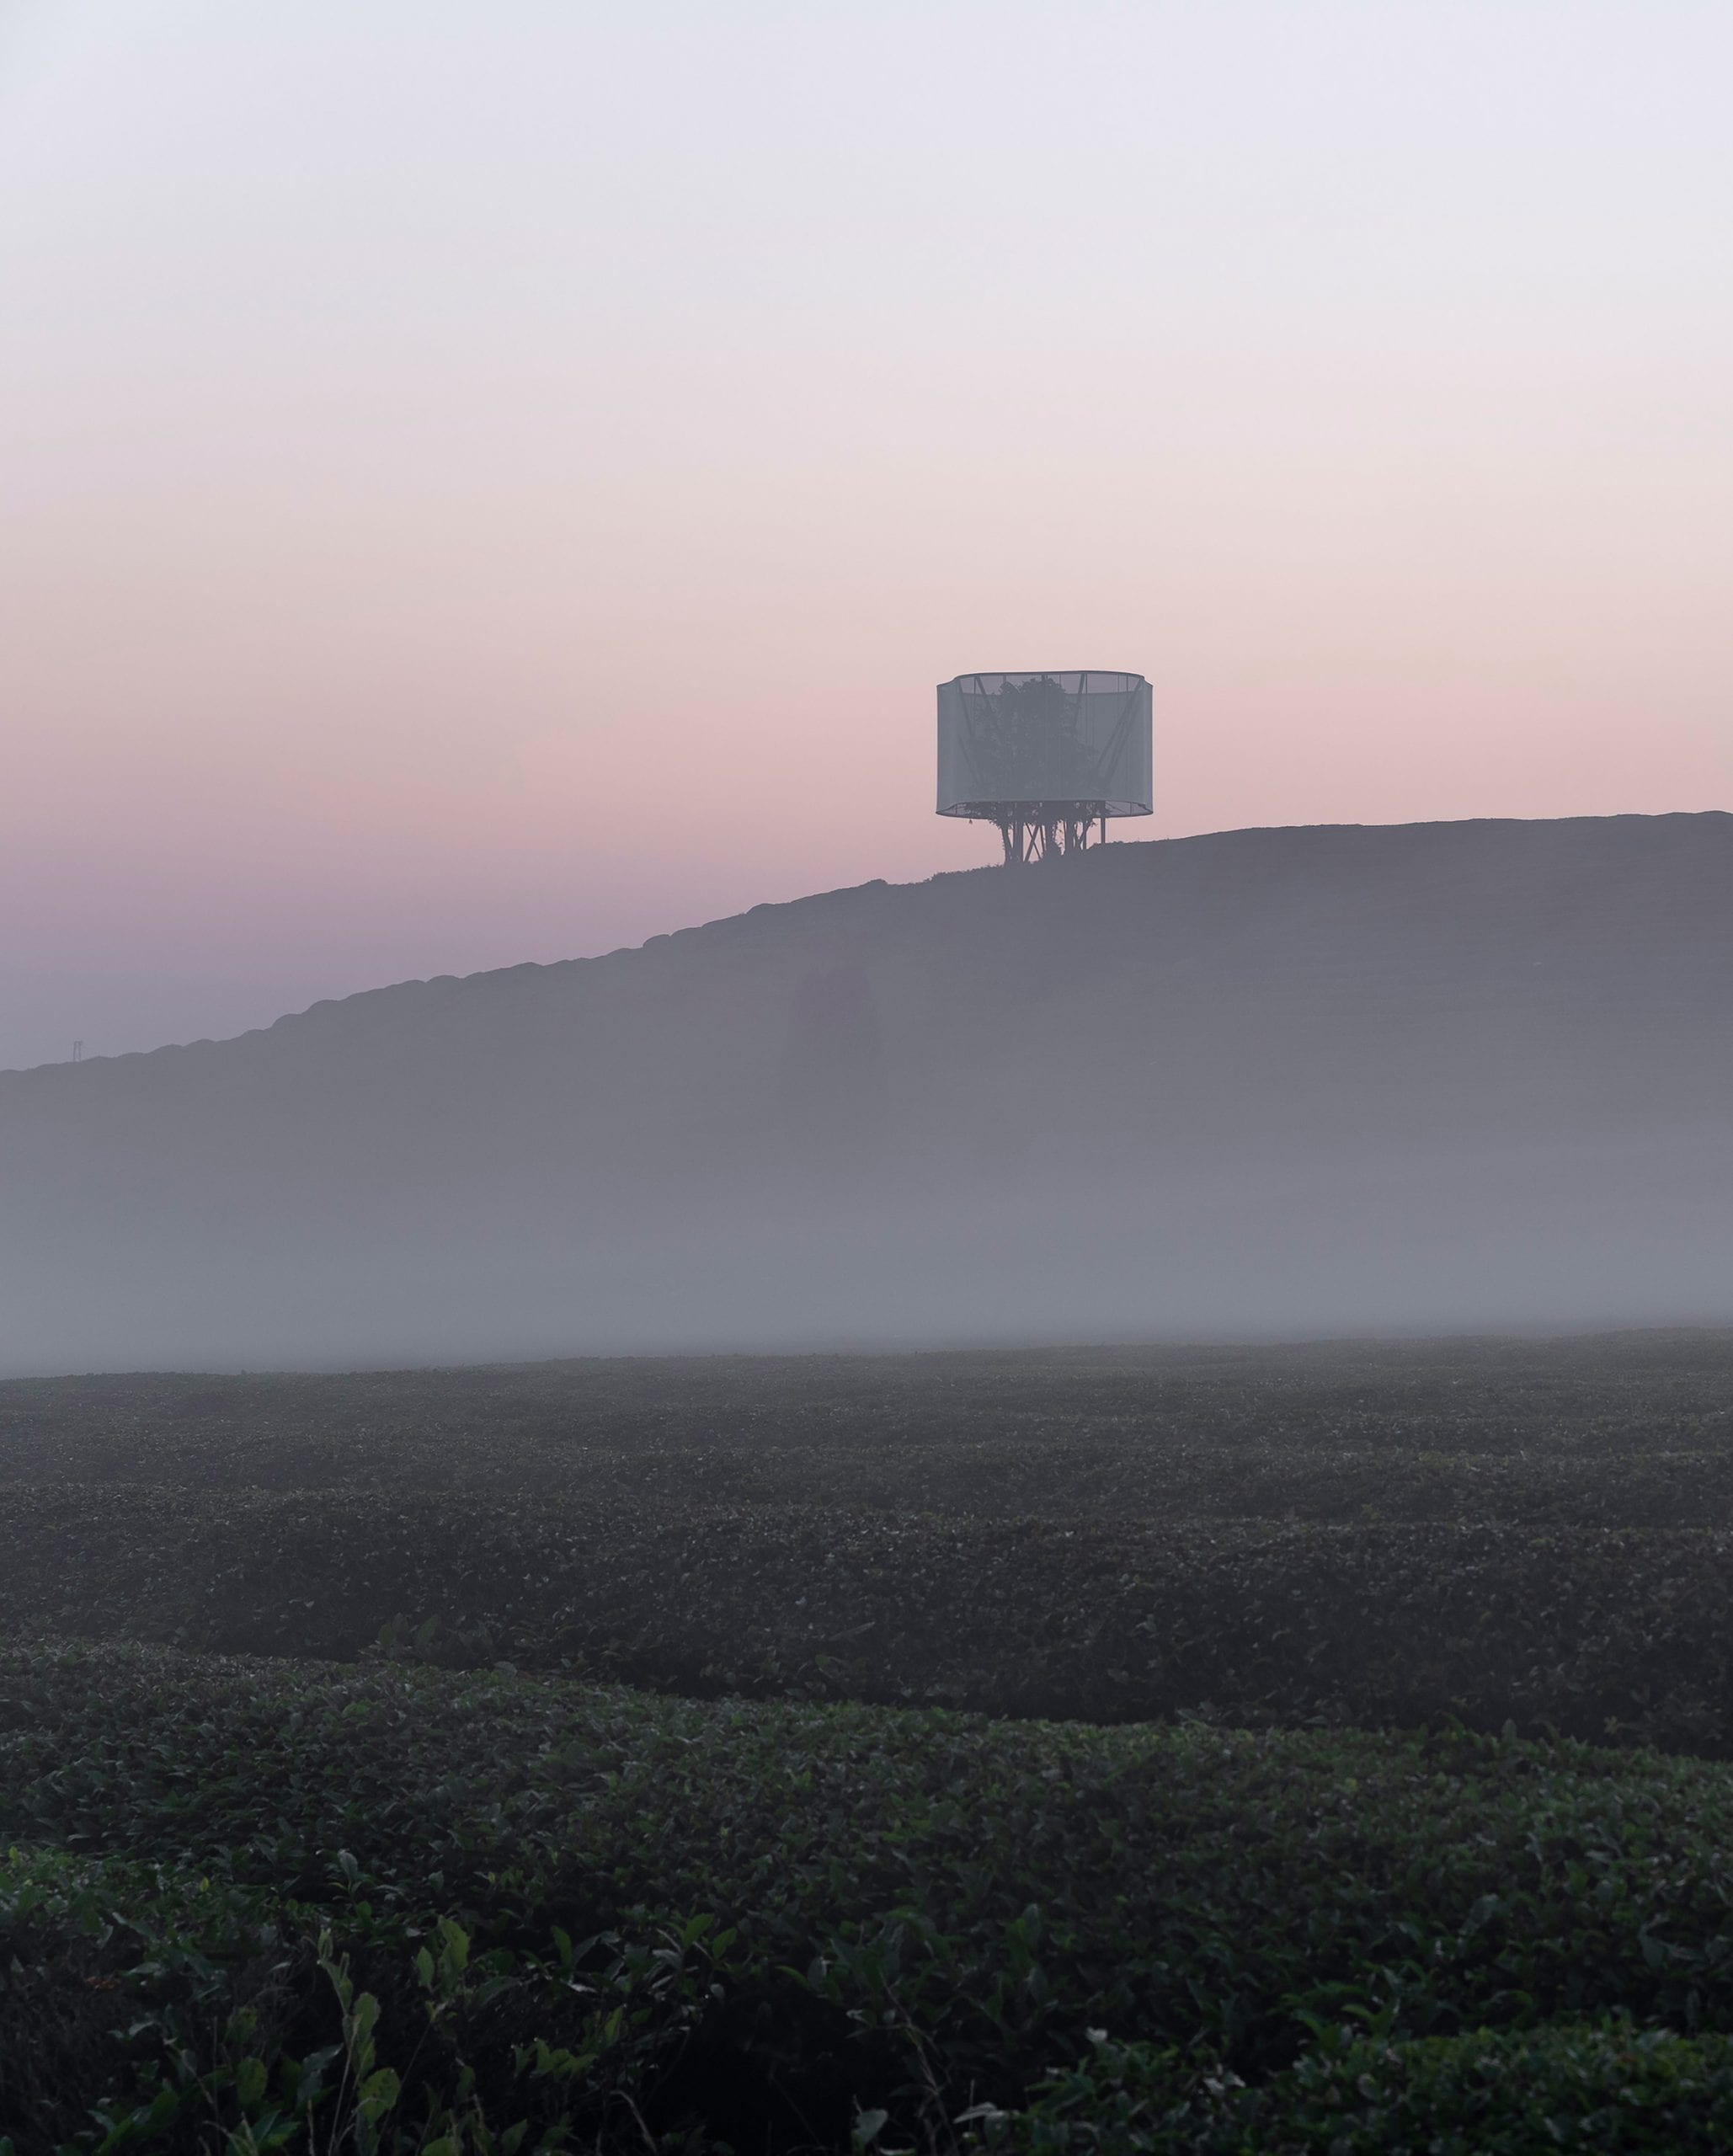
8;1486;1733;1753
15;1842;1733;2154
9;1638;1733;2148
979;2020;1733;2153
8;1336;1733;1510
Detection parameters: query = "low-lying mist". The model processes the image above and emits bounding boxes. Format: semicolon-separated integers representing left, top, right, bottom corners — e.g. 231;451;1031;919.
4;814;1731;1374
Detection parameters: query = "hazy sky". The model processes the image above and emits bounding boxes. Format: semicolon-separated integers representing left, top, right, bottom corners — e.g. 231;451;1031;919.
4;1;1730;1069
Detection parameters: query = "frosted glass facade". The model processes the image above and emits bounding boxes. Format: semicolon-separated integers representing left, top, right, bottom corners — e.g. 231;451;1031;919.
937;671;1152;819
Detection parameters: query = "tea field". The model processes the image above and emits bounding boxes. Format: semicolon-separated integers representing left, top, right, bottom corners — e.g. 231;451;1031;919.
8;1333;1733;2149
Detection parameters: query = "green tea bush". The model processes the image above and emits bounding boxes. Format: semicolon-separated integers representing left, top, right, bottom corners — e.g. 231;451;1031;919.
977;2020;1733;2153
8;1337;1733;1519
9;1640;1733;2145
8;1487;1733;1752
0;1847;299;2149
13;1338;1733;2146
0;1844;740;2153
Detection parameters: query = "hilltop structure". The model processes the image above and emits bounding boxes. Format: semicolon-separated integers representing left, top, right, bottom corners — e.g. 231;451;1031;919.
936;670;1153;862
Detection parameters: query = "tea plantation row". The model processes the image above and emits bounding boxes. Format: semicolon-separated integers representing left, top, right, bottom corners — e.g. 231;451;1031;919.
9;1639;1733;2150
8;1484;1733;1753
8;1337;1733;1519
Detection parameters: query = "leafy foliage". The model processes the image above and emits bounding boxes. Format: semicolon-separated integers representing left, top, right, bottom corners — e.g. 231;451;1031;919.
12;1339;1733;2144
9;1641;1733;2145
973;2020;1733;2153
9;1489;1733;1752
8;1336;1733;1522
0;1842;731;2153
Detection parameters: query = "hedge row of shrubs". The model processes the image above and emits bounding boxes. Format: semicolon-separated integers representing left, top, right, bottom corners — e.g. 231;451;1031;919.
981;2021;1733;2153
0;1841;733;2153
8;1485;1733;1752
13;1838;1733;2153
8;1639;1733;2146
8;1337;1733;1521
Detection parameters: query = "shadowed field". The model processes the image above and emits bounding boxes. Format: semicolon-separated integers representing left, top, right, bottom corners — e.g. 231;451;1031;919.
11;1332;1733;2146
9;1333;1733;1749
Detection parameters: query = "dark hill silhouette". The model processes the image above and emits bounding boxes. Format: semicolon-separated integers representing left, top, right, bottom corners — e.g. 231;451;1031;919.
4;814;1732;1370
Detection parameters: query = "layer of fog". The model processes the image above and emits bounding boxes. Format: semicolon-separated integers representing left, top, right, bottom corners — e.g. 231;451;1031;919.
4;815;1731;1374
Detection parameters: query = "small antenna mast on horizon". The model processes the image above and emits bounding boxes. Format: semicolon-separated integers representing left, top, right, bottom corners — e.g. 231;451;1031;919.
72;1041;83;1063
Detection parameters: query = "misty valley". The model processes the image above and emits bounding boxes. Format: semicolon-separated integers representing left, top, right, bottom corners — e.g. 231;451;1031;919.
12;1335;1733;2150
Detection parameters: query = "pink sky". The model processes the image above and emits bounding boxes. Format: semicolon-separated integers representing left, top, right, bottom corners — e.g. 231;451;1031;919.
3;1;1731;1067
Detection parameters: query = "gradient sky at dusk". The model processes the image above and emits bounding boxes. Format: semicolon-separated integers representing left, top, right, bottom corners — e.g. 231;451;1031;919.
4;1;1730;1069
